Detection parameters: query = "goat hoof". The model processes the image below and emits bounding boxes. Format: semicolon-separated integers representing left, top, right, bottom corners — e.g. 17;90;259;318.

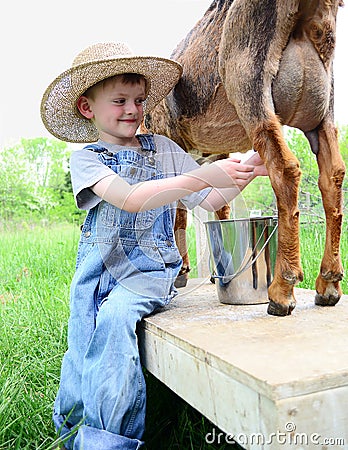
174;266;191;288
267;299;295;316
315;291;340;307
174;274;188;288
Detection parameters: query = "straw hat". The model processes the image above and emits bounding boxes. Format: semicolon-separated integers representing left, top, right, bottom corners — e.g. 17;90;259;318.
40;42;183;143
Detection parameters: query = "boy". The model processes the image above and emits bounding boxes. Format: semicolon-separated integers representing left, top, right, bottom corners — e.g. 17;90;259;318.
41;42;267;450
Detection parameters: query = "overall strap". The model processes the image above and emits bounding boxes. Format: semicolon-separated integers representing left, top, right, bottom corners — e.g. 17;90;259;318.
83;143;113;156
83;134;155;154
136;134;156;153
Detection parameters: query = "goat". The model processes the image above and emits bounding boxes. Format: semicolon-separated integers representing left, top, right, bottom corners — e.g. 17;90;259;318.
143;0;345;316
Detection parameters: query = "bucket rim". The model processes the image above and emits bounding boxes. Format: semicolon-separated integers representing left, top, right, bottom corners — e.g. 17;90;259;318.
204;215;278;225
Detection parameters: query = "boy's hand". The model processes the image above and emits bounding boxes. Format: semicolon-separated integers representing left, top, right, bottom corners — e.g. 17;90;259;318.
244;152;268;177
209;154;267;189
203;158;252;188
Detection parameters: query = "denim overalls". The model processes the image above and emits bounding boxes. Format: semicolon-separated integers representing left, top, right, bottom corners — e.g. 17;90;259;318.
53;135;182;450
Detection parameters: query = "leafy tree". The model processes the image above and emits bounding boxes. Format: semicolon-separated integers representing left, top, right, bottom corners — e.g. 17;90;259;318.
0;138;83;223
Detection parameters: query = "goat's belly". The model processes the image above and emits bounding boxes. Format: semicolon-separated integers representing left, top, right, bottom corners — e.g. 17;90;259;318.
272;38;331;132
182;84;252;155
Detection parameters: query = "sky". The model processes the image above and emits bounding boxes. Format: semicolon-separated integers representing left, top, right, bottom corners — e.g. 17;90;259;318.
1;0;347;148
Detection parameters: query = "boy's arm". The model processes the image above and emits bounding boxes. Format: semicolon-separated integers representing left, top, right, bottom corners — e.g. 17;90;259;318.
91;157;258;212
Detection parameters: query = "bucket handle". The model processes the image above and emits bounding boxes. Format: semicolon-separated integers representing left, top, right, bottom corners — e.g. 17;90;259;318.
211;222;278;283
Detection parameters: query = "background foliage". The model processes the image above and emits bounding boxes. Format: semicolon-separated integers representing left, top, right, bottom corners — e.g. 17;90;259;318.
0;138;84;225
1;127;347;226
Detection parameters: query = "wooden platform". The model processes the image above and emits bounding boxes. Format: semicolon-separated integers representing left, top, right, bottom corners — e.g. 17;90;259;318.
139;279;348;449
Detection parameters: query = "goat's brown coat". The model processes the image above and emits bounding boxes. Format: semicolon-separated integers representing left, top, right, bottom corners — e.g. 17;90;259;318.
144;0;345;315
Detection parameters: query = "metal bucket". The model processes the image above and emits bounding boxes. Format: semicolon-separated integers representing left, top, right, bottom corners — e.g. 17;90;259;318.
205;216;278;304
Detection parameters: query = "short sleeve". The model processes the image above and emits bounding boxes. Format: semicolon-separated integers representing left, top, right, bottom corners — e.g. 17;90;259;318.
70;149;115;210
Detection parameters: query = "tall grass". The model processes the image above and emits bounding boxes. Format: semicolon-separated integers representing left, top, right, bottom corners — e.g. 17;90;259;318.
298;220;347;292
0;222;346;449
0;224;78;449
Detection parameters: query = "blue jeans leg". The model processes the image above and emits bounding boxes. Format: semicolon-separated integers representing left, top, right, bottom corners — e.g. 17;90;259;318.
53;257;103;447
73;425;143;450
73;283;168;449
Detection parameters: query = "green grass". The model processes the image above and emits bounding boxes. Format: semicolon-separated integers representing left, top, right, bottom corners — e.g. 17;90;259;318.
0;221;346;449
0;224;77;449
297;221;348;293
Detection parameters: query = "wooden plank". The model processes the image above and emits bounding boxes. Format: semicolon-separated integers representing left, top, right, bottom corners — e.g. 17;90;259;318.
139;279;348;449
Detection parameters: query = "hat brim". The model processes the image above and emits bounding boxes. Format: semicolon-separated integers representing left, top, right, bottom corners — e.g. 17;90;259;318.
41;56;182;143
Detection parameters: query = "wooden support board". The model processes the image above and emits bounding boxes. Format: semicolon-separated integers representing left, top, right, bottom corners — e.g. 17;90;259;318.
139;279;348;449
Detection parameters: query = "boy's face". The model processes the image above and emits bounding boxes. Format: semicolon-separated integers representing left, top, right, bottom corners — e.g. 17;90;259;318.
78;77;146;146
